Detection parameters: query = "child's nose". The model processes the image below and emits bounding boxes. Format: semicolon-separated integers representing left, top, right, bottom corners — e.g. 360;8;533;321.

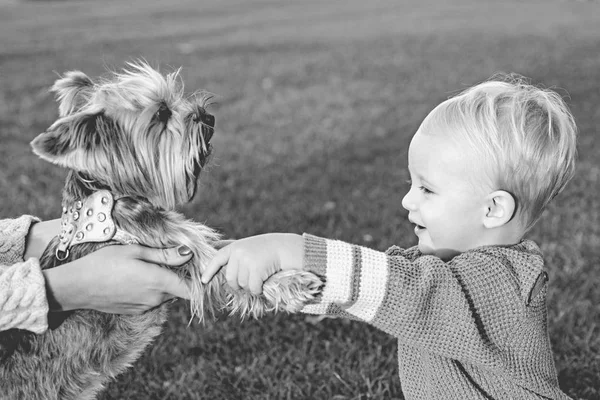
401;188;416;211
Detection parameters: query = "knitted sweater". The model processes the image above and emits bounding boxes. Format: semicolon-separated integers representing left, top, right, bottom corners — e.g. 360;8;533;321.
0;215;48;334
300;234;570;400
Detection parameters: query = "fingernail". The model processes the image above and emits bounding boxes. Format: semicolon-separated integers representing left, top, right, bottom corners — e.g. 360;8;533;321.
178;245;192;256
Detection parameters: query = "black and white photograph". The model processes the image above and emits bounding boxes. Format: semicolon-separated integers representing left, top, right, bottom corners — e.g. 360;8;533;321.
0;0;598;399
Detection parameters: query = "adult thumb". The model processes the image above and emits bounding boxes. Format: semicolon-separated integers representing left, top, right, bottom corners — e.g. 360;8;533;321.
213;239;235;250
161;272;193;300
135;245;194;267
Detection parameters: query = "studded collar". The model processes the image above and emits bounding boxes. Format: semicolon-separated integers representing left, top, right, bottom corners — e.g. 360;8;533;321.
56;190;140;260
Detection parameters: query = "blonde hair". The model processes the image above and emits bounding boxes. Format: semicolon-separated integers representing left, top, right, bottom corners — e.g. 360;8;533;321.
420;74;577;231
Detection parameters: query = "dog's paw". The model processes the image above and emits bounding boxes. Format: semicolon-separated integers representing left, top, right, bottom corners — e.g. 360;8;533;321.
262;270;324;313
224;270;324;319
224;270;323;319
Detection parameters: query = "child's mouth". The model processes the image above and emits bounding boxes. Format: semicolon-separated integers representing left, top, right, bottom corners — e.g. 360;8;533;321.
414;224;426;234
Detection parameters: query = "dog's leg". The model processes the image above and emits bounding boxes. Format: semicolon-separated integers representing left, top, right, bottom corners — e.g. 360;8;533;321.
112;200;223;322
114;200;323;321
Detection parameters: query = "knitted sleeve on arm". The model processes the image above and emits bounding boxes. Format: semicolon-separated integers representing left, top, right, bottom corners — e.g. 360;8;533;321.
0;216;49;334
300;233;525;368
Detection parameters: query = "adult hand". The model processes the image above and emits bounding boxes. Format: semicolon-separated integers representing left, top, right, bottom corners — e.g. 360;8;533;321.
43;244;194;314
212;239;235;250
202;233;303;295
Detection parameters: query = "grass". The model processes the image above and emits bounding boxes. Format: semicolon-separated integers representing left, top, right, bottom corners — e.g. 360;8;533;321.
1;0;599;398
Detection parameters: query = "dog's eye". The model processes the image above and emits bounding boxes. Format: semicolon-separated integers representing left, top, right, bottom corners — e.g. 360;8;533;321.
156;103;172;123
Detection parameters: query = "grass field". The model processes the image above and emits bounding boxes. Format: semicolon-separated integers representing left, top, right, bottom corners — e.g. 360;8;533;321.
1;0;599;398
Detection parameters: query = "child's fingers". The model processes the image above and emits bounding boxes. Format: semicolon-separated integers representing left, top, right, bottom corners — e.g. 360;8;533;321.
202;246;231;284
225;257;241;291
248;273;264;296
237;260;249;291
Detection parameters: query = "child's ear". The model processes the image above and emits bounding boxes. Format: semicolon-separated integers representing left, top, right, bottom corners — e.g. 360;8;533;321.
51;71;94;117
483;190;516;229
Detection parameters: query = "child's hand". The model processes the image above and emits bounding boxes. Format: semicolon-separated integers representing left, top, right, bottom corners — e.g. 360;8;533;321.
202;233;304;295
43;244;194;314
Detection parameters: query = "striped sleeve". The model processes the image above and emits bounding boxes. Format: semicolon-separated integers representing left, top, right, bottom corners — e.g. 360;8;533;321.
301;234;389;323
299;234;537;367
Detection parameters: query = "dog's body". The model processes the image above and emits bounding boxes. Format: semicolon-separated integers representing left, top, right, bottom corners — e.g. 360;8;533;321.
0;63;322;399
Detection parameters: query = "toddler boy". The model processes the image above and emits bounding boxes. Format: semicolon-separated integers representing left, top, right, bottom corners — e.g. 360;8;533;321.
203;75;576;399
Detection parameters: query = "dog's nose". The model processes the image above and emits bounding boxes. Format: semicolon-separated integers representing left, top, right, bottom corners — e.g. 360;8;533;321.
195;108;215;128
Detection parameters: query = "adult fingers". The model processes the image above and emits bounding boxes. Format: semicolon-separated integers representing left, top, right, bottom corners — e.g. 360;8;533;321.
132;244;194;267
202;246;231;284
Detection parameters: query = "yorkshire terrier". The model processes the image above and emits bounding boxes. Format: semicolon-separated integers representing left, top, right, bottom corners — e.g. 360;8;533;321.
0;62;323;400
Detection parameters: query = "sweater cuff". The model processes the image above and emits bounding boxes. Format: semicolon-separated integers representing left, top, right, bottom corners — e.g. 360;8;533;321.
301;234;357;314
0;258;49;334
302;234;328;277
301;234;390;323
0;215;41;265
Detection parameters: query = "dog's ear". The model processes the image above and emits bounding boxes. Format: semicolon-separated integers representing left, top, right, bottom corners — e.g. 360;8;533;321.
31;112;104;170
51;71;94;117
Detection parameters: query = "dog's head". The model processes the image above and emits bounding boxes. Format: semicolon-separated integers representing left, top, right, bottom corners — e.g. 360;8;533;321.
31;62;215;209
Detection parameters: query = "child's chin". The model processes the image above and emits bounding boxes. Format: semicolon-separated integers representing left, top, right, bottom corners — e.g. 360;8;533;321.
417;242;435;255
418;243;455;261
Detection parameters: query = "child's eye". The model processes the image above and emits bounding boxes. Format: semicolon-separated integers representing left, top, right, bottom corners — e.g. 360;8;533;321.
419;186;433;195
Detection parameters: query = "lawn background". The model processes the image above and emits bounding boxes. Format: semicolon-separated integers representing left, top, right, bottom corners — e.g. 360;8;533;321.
1;0;599;398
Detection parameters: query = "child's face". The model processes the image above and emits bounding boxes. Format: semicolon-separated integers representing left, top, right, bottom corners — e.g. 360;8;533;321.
402;129;492;260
